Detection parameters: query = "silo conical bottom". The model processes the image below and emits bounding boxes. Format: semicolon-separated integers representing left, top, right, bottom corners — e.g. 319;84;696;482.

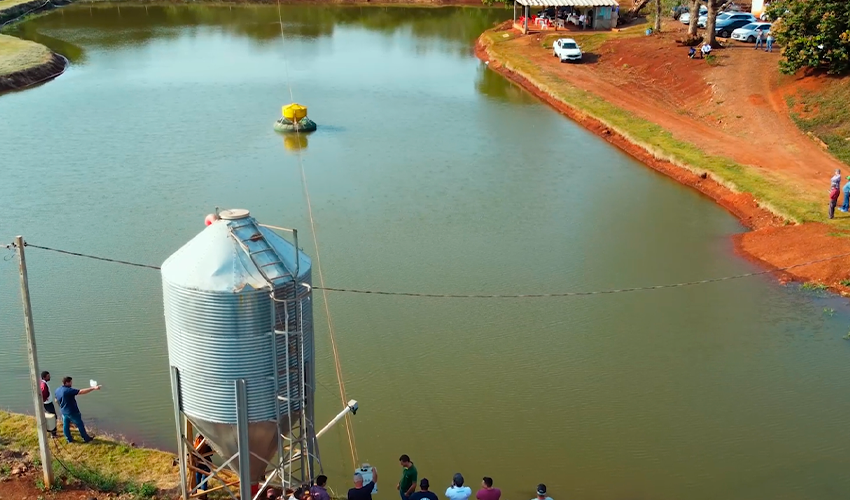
190;415;296;483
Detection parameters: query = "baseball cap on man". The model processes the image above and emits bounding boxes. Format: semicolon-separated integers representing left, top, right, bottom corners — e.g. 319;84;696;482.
420;479;430;489
536;484;547;496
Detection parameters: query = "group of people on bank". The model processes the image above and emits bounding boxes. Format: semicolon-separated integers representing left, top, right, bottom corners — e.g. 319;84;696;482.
255;455;554;500
39;371;102;443
35;378;552;500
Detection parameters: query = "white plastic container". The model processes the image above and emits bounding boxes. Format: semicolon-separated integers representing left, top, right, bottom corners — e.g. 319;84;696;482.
44;412;57;433
357;464;378;493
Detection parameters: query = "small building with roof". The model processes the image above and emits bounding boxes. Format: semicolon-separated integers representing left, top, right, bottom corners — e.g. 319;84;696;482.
512;0;621;34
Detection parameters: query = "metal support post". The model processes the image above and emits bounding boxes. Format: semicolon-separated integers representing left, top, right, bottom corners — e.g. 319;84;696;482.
170;366;189;500
16;236;54;489
236;379;252;500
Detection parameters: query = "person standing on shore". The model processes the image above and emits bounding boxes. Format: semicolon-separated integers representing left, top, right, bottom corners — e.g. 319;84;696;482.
39;371;58;437
765;32;775;52
475;477;501;500
398;455;418;500
445;474;472;500
55;376;101;443
831;169;841;188
840;176;850;212
349;467;378;500
410;479;438;500
829;184;840;219
193;433;214;499
532;484;553;500
754;28;764;50
579;13;585;29
311;475;331;500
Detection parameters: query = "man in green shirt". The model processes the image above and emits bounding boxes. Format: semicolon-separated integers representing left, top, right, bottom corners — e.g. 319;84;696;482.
397;454;417;500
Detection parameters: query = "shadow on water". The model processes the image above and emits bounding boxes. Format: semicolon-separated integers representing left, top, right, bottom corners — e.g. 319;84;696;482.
475;62;538;105
5;23;86;63
16;4;510;52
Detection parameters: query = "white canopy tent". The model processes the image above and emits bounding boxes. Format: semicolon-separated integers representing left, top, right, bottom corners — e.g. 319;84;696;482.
512;0;620;33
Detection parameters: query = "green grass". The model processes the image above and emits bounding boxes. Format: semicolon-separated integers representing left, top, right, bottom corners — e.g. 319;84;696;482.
540;21;649;52
788;78;850;168
801;281;828;291
0;410;178;493
0;33;51;76
479;29;825;223
0;0;41;12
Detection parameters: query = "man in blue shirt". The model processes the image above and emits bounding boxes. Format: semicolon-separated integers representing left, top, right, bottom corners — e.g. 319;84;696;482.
55;376;101;443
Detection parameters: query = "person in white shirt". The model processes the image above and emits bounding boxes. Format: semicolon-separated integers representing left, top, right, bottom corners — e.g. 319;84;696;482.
445;474;471;500
532;484;554;500
578;14;586;29
700;43;712;59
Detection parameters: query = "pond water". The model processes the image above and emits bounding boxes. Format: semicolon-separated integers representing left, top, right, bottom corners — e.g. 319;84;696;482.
1;5;850;499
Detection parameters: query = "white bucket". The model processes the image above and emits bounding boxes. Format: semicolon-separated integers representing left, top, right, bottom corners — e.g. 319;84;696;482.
45;412;57;433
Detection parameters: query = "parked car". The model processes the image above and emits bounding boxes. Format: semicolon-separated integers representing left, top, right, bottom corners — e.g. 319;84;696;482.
699;12;755;28
698;12;729;28
715;16;756;38
552;38;582;63
680;6;707;25
671;5;688;20
731;22;772;42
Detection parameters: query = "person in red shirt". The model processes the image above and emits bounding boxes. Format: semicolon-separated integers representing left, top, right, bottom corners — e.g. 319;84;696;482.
829;185;840;219
475;478;500;500
39;371;58;437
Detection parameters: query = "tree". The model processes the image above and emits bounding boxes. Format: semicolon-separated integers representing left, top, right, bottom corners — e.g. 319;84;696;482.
687;0;701;38
627;0;652;20
655;0;662;31
703;0;721;47
768;0;850;75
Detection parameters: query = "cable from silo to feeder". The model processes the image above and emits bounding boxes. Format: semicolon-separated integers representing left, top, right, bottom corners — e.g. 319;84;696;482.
274;0;360;472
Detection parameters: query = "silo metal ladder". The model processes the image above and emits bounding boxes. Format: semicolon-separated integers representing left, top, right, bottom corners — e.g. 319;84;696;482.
228;218;294;285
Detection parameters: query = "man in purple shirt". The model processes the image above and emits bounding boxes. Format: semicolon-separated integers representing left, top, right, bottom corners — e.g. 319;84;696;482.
311;475;331;500
475;478;500;500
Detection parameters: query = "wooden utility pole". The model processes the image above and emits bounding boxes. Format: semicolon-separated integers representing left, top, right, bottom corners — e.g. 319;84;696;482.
16;236;54;489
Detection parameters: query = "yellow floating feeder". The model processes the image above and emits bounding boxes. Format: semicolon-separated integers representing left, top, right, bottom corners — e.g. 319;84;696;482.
275;103;316;133
283;104;308;121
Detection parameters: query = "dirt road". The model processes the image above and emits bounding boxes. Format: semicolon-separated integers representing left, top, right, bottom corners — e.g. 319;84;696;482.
511;25;846;200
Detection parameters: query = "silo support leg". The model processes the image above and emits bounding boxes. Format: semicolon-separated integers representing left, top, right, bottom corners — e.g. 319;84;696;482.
235;380;252;500
171;367;189;500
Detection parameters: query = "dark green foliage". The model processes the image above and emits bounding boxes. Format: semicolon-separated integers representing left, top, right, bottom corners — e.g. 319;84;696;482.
768;0;850;75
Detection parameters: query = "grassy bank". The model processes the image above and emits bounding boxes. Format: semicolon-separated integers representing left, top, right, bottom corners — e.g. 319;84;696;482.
0;33;52;76
479;28;824;223
0;410;178;496
788;78;850;169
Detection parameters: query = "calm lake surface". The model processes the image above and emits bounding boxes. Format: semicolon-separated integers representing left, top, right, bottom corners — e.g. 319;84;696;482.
2;5;850;499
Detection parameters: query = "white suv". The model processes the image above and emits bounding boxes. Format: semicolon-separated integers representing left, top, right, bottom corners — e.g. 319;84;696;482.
552;38;582;63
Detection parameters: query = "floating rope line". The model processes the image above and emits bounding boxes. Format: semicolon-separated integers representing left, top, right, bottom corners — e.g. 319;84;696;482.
16;241;850;298
274;0;359;470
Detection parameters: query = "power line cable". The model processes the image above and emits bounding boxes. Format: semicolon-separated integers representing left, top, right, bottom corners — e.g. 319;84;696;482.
15;240;850;298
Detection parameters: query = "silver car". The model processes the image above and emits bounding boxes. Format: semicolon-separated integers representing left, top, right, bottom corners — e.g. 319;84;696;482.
731;22;772;43
699;12;756;28
680;6;707;24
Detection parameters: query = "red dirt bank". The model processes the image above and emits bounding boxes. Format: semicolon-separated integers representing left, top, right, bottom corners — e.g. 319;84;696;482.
476;25;850;294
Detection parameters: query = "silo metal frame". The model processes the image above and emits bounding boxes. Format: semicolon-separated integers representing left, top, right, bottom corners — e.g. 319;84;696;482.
168;220;355;500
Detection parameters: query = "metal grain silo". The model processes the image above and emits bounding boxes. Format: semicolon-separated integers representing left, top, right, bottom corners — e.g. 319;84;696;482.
162;209;317;499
